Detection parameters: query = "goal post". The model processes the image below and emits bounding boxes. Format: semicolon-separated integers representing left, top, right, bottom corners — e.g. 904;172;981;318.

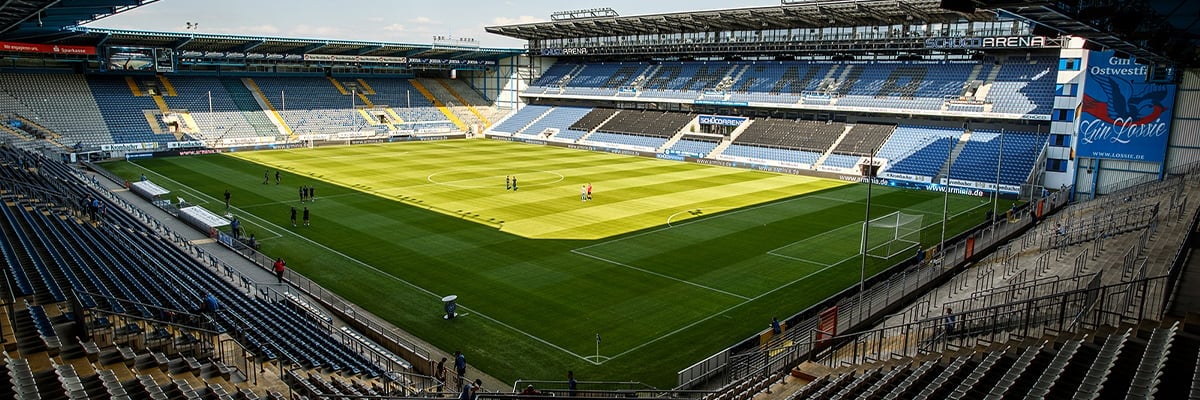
863;211;924;259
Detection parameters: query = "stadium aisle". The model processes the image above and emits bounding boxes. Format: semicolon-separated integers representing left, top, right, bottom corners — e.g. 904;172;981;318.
81;166;509;392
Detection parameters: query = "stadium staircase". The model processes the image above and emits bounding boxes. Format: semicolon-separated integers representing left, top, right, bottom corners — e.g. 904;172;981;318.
415;78;484;129
0;146;452;399
706;120;754;158
123;76;144;97
433;80;492;127
239;78;295;139
442;79;508;122
937;130;972;179
156;75;179;97
381;107;404;125
357;109;397;131
811;125;854;168
576;110;622;142
408;79;469;131
219;79;284;140
656;126;692;153
355;78;377;95
973;64;1003;101
326;76;351;95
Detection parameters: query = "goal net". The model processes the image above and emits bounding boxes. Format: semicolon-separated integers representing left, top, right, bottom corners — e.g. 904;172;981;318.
863;212;923;259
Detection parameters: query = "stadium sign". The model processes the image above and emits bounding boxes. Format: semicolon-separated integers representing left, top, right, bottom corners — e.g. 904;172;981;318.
923;36;1052;50
303;54;408;64
0;41;96;55
167;141;206;149
697;115;747;126
407;58;497;66
1076;50;1175;163
102;142;159;151
540;48;589;56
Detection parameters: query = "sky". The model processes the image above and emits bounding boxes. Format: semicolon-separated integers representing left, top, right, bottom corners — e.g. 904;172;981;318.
87;0;776;48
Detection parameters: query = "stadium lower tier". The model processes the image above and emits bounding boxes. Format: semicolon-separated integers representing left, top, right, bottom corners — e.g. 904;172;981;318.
488;105;1048;192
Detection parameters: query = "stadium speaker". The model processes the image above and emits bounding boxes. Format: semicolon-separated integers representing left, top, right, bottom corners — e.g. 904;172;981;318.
1031;24;1057;37
939;0;976;14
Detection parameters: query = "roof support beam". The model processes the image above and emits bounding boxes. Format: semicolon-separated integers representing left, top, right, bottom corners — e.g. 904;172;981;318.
234;40;264;53
171;35;193;49
1;0;64;34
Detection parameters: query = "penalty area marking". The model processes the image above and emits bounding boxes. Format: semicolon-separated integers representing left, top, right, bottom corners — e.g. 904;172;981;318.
426;169;565;189
666;207;734;227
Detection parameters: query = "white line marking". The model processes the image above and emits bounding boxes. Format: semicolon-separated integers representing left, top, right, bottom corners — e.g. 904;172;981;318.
570;249;751;301
130;159;599;363
604;259;843;361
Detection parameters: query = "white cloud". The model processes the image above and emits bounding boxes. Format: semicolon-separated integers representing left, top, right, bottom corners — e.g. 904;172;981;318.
407;16;437;24
491;15;543;26
366;17;385;23
382;23;406;32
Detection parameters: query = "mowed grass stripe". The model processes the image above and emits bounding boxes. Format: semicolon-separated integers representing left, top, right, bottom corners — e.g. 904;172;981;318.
105;139;1012;387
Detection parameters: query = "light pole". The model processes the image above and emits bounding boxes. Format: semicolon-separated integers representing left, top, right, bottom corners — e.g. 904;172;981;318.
858;147;876;324
992;129;1005;221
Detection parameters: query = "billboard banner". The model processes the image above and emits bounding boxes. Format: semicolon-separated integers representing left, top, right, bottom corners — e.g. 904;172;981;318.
0;41;96;55
1077;50;1175;162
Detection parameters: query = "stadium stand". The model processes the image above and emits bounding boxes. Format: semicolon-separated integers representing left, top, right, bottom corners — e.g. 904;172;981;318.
86;75;166;145
830;123;896;156
163;76;277;142
0;73;113;149
525;59;1057;118
490;104;553;134
520;106;593;139
595;110;693;138
876;125;963;178
947;129;1048;186
361;78;457;132
721;144;821;165
0;144;419;398
569;108;620;133
733;119;843;152
986;56;1057;115
666;135;721;157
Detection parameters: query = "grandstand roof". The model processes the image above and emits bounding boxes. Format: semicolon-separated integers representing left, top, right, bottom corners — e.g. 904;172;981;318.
486;0;995;40
10;26;526;61
994;0;1199;65
0;0;154;38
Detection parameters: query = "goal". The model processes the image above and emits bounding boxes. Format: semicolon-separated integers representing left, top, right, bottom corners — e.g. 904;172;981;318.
863;211;924;259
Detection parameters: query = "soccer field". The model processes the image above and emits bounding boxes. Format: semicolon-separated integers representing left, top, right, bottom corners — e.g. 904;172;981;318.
104;139;1001;387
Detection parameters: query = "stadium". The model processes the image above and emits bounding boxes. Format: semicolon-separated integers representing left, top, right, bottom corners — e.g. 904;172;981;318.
0;0;1198;398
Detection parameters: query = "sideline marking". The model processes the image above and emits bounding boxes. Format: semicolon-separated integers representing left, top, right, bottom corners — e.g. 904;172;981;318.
132;160;600;364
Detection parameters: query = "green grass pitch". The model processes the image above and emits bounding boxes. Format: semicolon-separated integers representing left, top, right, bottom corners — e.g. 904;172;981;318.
102;139;1005;387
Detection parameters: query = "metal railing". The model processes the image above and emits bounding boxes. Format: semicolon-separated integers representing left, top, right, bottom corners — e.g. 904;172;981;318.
77;161;430;381
676;189;1072;389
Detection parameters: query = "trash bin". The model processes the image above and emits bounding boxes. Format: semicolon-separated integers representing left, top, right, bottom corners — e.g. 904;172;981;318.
442;295;458;319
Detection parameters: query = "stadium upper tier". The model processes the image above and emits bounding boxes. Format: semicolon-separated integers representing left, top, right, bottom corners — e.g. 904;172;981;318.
524;57;1057;118
0;73;466;149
